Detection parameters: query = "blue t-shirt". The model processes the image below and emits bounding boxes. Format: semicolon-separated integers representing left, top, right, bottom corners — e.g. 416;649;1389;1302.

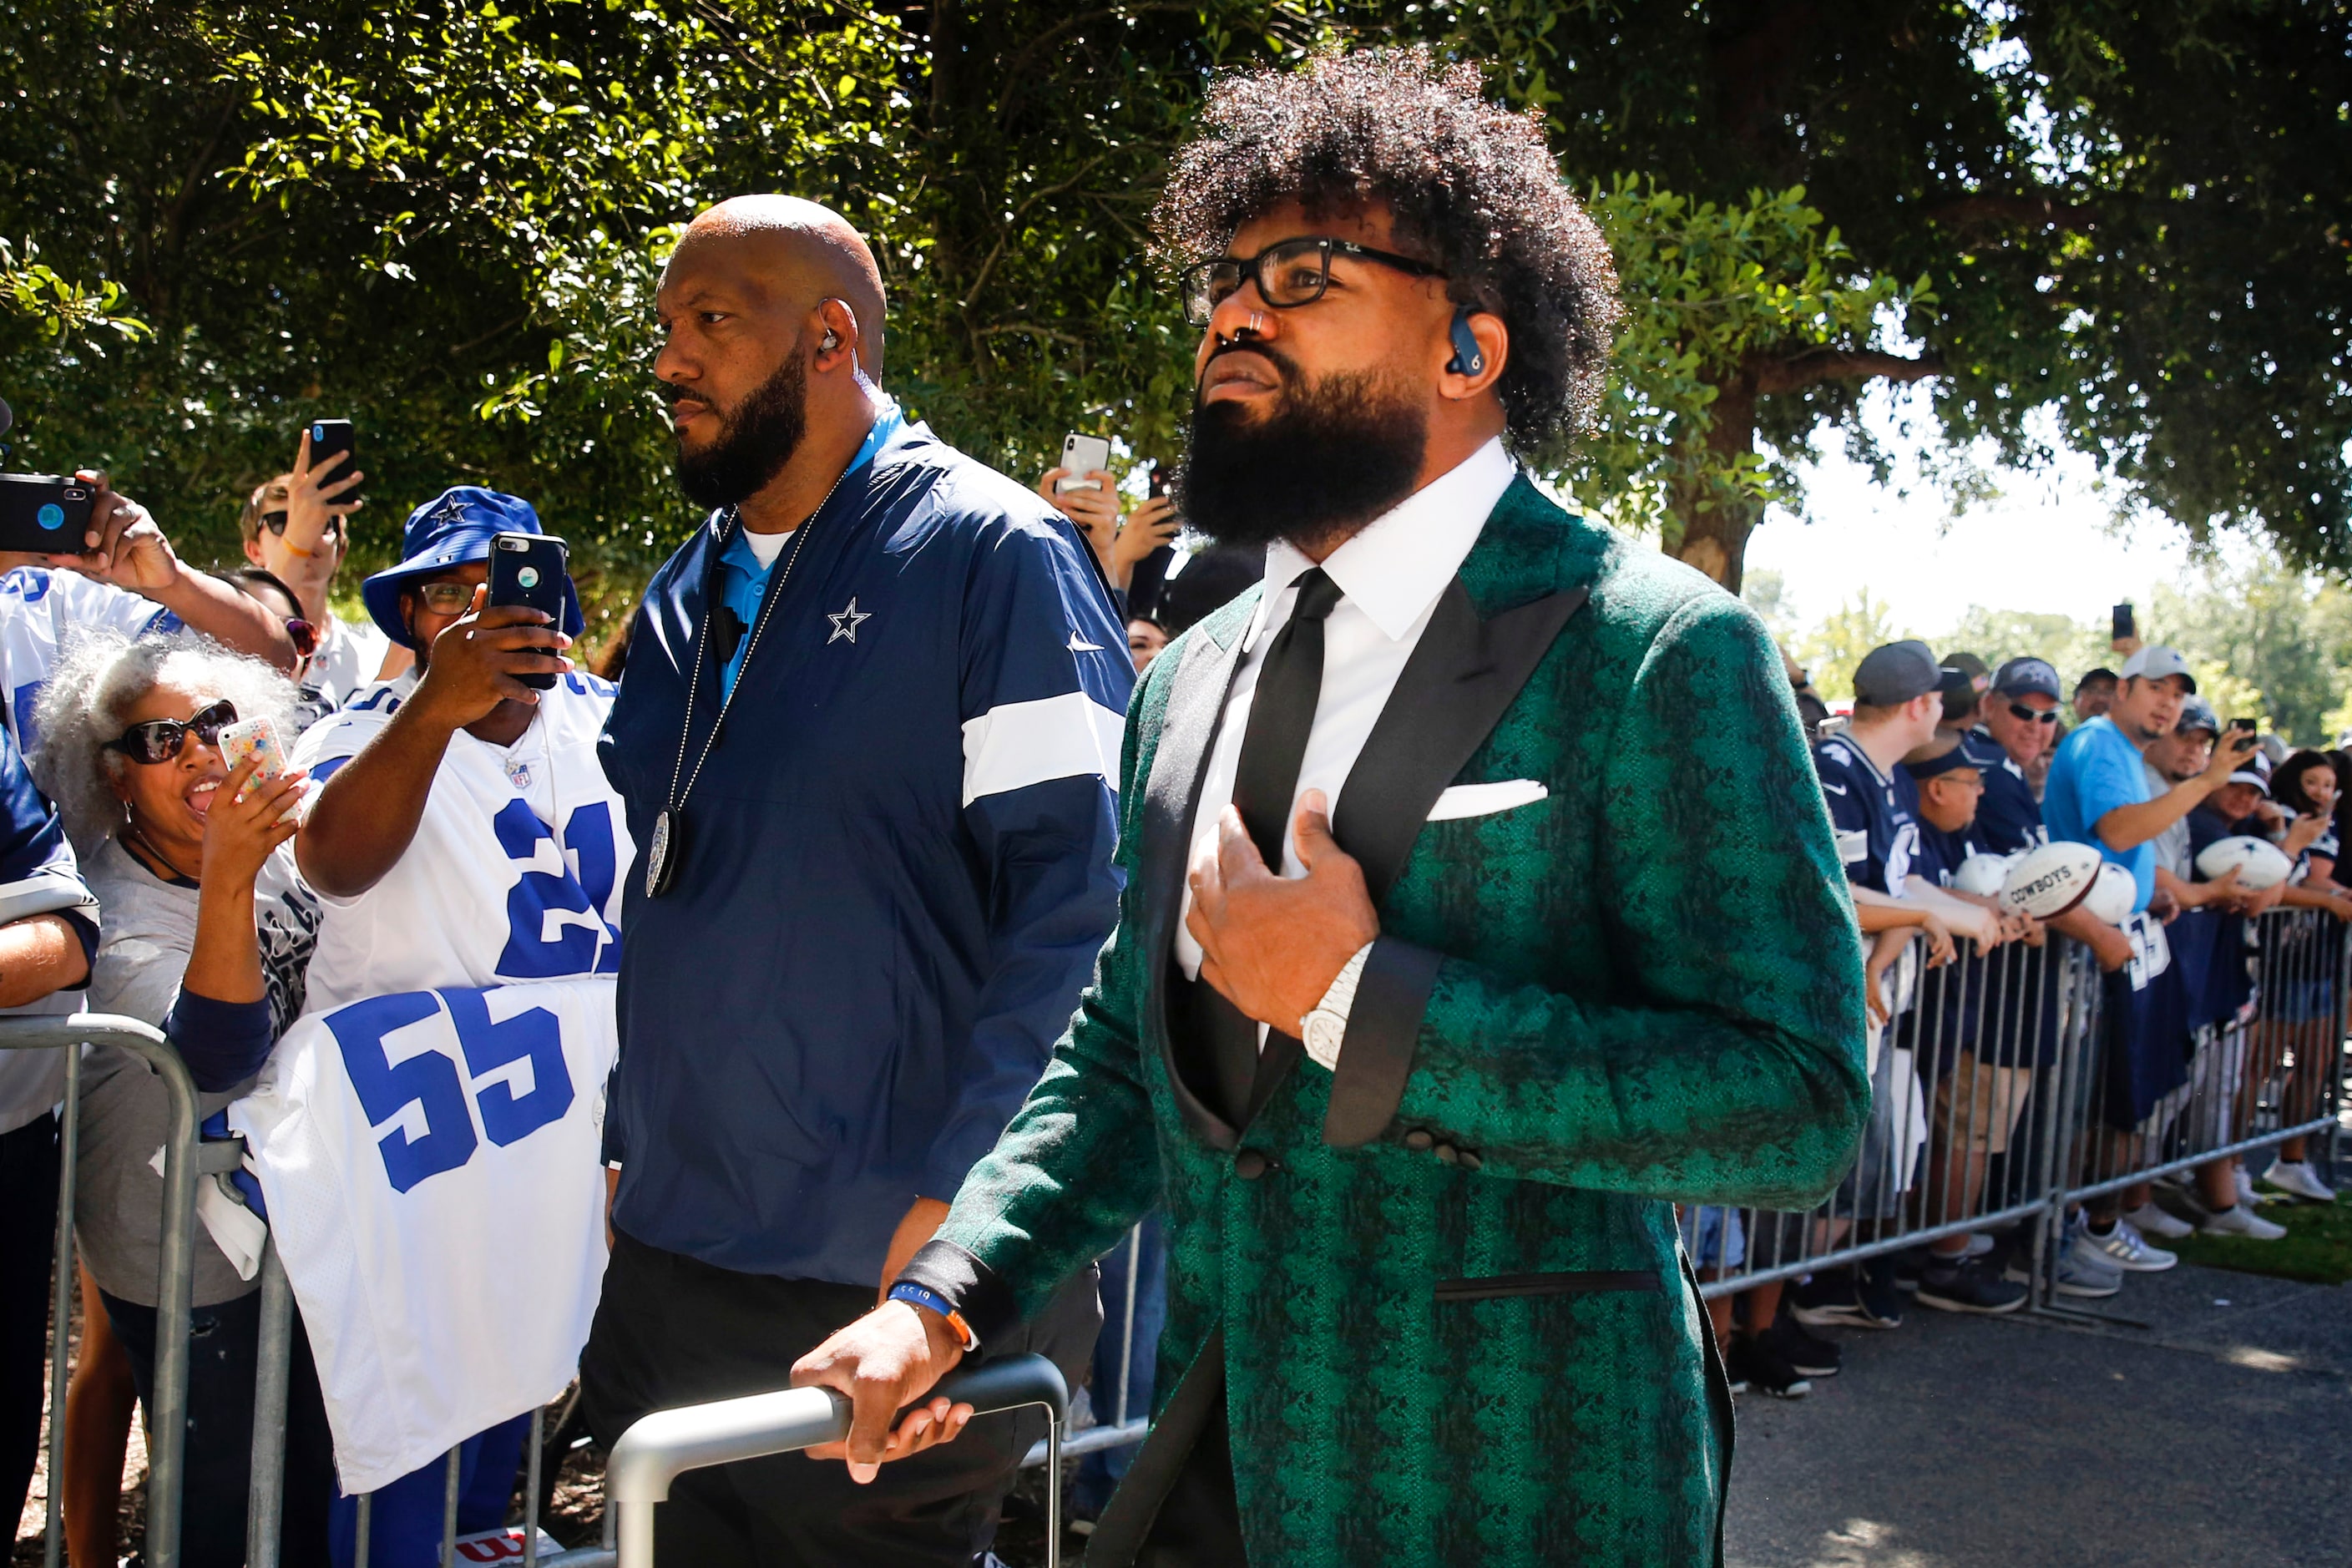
1813;733;1918;895
2044;715;2153;913
712;398;906;697
1964;726;2048;853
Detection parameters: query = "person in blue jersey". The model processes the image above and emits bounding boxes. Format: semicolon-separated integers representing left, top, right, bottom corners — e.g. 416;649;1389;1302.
1962;657;2063;854
0;713;103;1538
582;196;1125;1567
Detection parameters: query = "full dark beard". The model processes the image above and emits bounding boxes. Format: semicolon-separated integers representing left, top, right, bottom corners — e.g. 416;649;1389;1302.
1174;360;1429;554
672;351;809;511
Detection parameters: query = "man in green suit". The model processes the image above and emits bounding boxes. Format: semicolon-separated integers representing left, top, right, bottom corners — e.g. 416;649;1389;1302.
795;48;1869;1565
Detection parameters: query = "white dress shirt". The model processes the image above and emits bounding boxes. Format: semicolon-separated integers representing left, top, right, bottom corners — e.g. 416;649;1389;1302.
1174;436;1517;990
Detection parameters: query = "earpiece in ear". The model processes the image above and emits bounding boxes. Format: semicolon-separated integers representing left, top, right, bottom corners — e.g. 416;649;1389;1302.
821;330;841;352
1445;307;1485;377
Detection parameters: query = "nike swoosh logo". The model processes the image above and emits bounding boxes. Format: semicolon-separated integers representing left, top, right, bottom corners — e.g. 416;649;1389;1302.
1068;635;1102;653
1820;781;1849;796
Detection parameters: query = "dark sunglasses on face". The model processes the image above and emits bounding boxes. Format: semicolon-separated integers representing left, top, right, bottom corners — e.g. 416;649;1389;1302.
2007;702;2060;725
107;699;237;766
260;511;345;540
285;618;319;660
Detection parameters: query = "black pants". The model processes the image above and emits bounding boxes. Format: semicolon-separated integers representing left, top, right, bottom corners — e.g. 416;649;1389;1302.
580;1227;1100;1568
103;1287;338;1568
1;1113;58;1534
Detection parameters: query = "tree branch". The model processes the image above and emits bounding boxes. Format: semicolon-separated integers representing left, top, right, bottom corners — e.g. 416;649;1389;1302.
1755;347;1945;395
1924;195;2100;233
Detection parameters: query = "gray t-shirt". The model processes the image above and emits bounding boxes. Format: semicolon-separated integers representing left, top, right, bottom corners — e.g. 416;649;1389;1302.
75;838;319;1307
2143;760;2194;883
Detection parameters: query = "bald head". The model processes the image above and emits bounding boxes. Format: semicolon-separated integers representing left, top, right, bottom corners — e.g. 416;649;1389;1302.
670;195;887;373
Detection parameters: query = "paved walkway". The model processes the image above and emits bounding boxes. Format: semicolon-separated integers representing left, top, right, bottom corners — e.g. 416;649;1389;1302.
1723;1262;2351;1567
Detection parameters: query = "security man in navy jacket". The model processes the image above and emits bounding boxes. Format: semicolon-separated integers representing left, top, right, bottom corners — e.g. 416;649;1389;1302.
582;197;1128;1566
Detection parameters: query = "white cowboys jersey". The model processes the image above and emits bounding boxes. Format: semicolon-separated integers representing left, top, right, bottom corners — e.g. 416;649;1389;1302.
291;670;634;1011
0;568;178;756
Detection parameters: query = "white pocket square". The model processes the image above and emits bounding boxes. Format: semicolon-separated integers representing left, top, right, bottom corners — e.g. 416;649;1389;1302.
1426;779;1549;822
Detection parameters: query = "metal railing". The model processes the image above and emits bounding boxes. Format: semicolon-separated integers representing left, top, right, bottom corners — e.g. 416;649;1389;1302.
6;1014;204;1568
1684;904;2348;1310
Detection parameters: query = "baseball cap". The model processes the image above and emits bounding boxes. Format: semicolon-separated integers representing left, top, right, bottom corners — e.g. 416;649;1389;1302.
1902;736;1989;781
362;486;584;649
2118;645;2198;693
2176;695;2221;737
2228;751;2273;794
1992;656;2063;702
1853;640;1943;706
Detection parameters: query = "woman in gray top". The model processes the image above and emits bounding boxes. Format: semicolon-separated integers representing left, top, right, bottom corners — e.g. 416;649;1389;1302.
34;630;332;1568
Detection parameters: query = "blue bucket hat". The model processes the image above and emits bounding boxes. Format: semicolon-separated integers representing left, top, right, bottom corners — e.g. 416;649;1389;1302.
362;487;584;650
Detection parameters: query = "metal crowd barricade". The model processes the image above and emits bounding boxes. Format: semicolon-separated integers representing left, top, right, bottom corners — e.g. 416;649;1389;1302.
1685;928;2098;1302
1683;902;2348;1313
2056;905;2348;1247
601;1354;1069;1568
4;1013;205;1568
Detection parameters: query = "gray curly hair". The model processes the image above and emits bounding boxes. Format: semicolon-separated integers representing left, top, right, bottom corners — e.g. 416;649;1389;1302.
33;630;300;853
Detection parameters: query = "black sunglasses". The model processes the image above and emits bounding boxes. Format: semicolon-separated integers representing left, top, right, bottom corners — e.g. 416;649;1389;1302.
1178;236;1448;328
2007;702;2060;725
108;699;237;766
260;510;345;539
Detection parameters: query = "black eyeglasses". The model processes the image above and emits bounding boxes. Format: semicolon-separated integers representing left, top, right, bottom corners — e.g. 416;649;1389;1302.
107;699;237;766
1178;236;1448;328
2007;702;2060;725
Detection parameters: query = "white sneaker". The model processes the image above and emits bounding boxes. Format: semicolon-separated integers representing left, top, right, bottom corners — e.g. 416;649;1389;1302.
2074;1221;2177;1272
1960;1232;1995;1258
2199;1204;2287;1241
2122;1201;2194;1240
2261;1159;2336;1202
2234;1166;2262;1208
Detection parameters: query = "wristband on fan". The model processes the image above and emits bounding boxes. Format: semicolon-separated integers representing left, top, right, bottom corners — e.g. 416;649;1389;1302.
887;1282;980;1353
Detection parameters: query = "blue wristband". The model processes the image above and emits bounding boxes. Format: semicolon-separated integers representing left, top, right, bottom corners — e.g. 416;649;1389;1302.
888;1281;979;1352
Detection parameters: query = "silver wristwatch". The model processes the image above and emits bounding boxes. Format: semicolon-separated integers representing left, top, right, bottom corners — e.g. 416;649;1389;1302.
1299;941;1374;1071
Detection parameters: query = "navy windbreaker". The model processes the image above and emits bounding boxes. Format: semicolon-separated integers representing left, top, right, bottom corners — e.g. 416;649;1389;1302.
598;418;1133;1285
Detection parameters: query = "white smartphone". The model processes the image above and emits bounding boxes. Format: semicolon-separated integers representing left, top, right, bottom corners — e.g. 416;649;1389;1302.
1055;432;1111;493
218;716;289;797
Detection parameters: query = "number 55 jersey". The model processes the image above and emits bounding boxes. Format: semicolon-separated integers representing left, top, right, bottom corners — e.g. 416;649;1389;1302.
291;668;632;1010
230;668;634;1491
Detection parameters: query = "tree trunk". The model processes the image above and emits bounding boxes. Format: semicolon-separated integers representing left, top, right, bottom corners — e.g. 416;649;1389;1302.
1667;367;1761;594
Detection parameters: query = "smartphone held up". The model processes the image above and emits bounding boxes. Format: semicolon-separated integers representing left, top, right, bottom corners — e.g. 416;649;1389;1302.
488;531;569;690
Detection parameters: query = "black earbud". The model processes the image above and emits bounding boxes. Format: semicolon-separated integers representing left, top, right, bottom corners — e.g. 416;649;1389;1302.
1445;307;1485;377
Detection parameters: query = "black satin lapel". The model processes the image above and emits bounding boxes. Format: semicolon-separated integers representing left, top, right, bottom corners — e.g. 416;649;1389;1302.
1334;583;1590;907
1139;627;1250;1148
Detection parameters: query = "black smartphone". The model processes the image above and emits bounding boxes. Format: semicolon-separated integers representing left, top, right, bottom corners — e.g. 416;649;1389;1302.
488;530;569;690
2230;717;2259;734
307;418;357;498
0;472;95;555
1147;463;1168;500
2111;602;2136;642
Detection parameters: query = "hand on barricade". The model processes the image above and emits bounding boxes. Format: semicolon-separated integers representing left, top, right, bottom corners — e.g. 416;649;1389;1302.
791;1302;972;1484
203;756;308;888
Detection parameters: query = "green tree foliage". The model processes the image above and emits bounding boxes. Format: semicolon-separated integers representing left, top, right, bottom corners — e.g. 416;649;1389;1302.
1345;0;2352;589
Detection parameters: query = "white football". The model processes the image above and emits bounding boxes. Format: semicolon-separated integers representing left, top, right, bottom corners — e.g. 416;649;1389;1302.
2000;841;2105;919
2083;862;2137;926
1952;852;2014;899
2195;834;2294;891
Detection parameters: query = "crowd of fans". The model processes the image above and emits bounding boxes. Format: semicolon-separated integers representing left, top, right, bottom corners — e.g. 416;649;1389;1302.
1693;637;2349;1399
2;424;2343;1559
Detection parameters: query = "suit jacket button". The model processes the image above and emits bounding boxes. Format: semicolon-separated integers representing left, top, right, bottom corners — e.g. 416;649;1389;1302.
1403;1130;1434;1153
1234;1149;1269;1181
1434;1142;1460;1165
1458;1151;1483;1172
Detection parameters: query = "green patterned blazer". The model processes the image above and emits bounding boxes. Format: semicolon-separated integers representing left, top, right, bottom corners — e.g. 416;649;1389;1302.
909;476;1869;1565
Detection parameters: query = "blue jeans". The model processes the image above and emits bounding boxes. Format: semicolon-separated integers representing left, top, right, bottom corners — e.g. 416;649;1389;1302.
1072;1213;1166;1518
329;1414;530;1568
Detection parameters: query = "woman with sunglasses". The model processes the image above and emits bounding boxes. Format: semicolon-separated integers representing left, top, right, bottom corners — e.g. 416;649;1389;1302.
238;427;412;704
32;631;336;1568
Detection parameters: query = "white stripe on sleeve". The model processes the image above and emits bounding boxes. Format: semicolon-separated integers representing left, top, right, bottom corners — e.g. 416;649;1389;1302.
960;690;1127;807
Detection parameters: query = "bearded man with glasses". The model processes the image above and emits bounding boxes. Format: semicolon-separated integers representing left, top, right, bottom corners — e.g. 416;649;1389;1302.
796;49;1869;1566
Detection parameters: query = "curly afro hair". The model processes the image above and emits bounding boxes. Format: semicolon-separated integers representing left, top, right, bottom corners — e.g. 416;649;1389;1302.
1153;47;1621;463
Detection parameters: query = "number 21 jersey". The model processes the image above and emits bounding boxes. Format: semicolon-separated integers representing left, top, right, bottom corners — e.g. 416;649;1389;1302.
291;670;634;1014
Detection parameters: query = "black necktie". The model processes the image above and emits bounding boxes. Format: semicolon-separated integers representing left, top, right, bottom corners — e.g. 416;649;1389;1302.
1230;568;1343;871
